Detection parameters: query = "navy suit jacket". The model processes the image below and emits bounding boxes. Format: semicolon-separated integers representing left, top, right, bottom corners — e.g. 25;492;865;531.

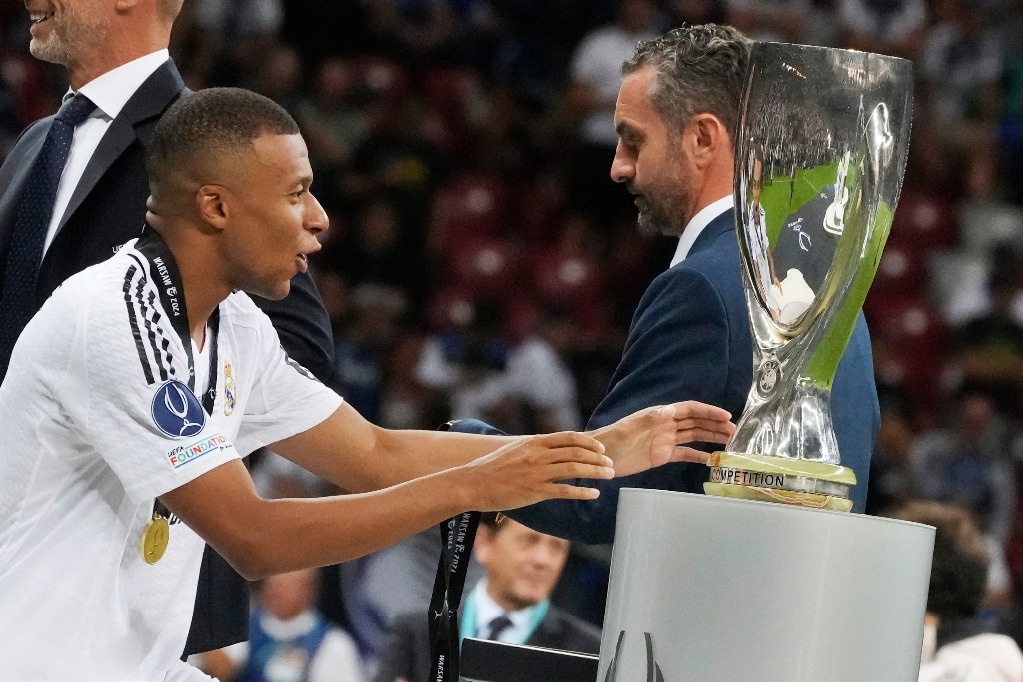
0;59;334;654
510;210;879;544
372;606;601;682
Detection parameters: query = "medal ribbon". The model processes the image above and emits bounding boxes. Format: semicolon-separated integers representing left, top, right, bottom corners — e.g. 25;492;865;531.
133;227;221;522
428;418;506;682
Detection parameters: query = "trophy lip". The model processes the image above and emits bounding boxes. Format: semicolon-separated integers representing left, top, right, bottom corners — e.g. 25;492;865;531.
752;40;914;68
617;487;937;530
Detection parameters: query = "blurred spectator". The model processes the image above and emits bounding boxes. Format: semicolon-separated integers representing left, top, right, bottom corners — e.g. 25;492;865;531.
912;387;1017;546
564;0;659;228
372;514;600;682
837;0;928;59
952;263;1023;417
330;284;407;424
416;299;512;423
866;388;919;515
504;303;584;432
194;569;365;682
340;528;484;673
248;45;305;114
725;0;810;43
666;0;727;25
330;199;428;311
343;97;449;238
297;58;376;173
922;0;1002;128
195;0;284;39
362;0;456;62
190;0;285;86
892;501;1023;682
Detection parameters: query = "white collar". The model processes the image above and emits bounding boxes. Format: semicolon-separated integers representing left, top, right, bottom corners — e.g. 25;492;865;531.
473;579;534;634
669;195;733;268
257;610;319;640
73;49;170;120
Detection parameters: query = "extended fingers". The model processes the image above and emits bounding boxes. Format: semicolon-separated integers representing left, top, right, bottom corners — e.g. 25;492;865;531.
534;430;606;454
668;401;732;423
674;422;736;444
544;460;616;482
547;482;601;500
671;446;712;464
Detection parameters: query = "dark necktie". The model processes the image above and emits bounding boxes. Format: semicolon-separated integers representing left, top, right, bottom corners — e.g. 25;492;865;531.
0;92;96;381
485;614;514;641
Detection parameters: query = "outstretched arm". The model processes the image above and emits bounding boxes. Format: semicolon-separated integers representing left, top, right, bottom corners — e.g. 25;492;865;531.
269;399;733;495
508;267;738;543
161;431;613;580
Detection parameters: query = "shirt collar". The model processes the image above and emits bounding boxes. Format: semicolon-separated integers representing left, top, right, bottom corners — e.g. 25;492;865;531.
72;49;170;120
669;195;733;268
473;580;535;634
257;610;319;640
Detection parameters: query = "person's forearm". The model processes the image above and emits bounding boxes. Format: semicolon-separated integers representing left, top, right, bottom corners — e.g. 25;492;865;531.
271;404;519;493
171;468;473;580
362;428;517;489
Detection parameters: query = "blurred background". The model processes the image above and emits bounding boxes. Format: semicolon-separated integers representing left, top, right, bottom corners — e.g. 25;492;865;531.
6;0;1023;676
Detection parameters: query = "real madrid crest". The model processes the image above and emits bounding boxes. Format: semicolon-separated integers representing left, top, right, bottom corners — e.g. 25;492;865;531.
224;361;236;416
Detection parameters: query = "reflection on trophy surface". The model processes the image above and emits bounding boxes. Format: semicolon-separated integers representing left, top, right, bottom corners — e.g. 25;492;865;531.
704;42;913;511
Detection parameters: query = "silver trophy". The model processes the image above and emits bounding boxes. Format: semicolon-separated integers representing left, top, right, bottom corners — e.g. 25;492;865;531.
705;43;913;511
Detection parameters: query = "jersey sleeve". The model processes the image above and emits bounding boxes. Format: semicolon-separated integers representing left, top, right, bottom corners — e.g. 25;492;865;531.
57;273;240;505
233;307;343;456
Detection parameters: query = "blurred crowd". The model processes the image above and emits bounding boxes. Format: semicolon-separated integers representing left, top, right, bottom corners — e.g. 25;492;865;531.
6;0;1023;676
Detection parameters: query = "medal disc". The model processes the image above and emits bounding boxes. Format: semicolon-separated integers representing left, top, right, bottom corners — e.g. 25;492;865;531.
140;516;170;564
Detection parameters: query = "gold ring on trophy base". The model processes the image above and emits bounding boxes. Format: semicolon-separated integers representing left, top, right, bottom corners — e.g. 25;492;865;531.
703;482;854;512
707;452;857;485
707;466;851;498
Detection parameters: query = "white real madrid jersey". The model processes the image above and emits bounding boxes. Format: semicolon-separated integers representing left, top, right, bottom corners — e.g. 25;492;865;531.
0;236;342;681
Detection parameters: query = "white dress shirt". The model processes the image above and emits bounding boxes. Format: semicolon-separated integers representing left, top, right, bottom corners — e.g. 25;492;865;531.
472;580;542;645
669;195;734;268
43;49;170;255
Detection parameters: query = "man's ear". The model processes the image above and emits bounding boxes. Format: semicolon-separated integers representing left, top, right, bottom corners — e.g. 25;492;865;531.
114;0;144;11
196;185;230;232
686;113;728;170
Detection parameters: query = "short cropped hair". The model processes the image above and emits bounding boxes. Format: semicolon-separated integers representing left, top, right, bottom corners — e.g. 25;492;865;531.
622;24;752;139
146;87;300;194
893;501;990;620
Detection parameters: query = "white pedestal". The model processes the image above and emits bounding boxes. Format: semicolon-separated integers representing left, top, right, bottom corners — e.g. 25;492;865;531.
598;489;935;681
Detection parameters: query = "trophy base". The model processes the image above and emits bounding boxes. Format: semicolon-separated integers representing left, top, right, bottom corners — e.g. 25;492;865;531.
704;452;856;513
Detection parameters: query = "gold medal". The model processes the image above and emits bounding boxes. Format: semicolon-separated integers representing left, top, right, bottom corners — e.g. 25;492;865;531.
140;513;170;564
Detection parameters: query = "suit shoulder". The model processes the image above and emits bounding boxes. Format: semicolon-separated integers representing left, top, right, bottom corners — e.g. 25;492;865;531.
543;606;602;653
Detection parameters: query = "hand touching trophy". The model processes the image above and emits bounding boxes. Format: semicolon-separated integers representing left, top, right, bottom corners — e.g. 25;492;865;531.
705;43;913;511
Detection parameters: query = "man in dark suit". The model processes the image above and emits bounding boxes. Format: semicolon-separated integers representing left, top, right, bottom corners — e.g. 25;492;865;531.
0;0;332;656
510;24;879;544
373;514;601;682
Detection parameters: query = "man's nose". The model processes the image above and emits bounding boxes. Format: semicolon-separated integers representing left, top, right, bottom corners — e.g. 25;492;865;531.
305;192;329;235
610;150;633;184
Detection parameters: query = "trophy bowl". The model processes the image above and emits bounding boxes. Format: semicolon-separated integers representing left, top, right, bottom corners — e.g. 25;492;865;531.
705;42;913;511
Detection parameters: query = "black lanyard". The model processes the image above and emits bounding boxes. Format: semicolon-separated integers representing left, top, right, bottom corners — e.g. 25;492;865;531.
133;228;220;414
134;228;220;521
428;418;505;682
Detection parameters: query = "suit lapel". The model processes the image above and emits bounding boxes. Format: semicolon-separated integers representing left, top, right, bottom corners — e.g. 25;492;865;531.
525;609;562;648
55;59;186;235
